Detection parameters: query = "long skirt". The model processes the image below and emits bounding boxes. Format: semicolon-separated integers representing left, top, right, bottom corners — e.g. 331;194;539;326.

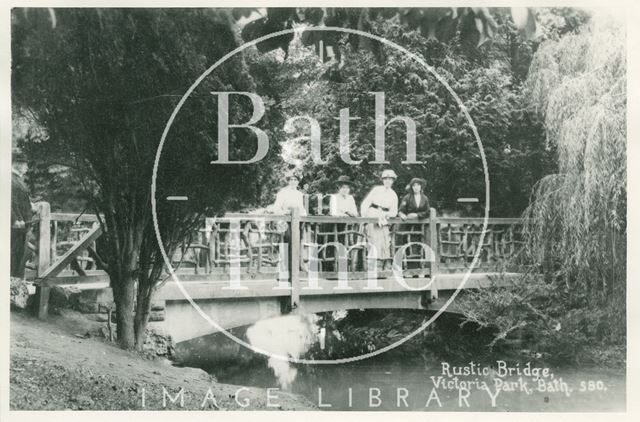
367;224;392;260
364;207;392;260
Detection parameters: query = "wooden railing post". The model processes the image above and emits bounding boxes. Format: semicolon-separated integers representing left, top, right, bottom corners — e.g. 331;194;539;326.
303;194;309;216
36;202;51;319
316;193;323;216
429;207;439;300
290;209;301;309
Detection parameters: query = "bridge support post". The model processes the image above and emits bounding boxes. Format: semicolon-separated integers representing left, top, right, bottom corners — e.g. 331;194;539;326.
290;209;301;309
429;207;439;300
36;202;51;319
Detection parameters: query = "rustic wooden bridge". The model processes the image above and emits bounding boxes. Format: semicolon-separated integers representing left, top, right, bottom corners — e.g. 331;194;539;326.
28;202;526;342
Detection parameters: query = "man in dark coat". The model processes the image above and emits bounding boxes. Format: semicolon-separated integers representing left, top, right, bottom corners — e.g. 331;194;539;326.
11;155;33;278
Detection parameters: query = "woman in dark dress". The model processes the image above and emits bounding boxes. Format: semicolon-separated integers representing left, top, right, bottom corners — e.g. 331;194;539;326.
398;178;431;269
399;178;430;219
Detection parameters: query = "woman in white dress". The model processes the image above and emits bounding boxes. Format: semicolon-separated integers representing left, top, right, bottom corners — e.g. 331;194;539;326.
360;169;399;270
329;175;358;217
272;172;307;216
271;171;309;270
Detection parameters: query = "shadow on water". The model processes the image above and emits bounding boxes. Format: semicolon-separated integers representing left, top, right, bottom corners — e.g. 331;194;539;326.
174;309;626;411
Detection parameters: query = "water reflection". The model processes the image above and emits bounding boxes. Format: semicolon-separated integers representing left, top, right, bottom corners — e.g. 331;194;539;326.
175;312;626;412
246;314;320;388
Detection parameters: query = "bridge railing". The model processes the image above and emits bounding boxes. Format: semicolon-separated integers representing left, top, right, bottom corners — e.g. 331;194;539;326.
28;202;107;317
186;214;291;278
172;209;526;305
180;212;435;277
29;205;525;283
435;216;526;273
185;211;525;274
29;202;527;316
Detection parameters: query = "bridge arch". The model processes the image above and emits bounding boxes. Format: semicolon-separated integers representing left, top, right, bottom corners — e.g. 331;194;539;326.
161;291;440;343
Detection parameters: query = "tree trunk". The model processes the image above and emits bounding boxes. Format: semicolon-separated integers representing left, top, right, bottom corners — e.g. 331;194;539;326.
111;273;136;350
134;282;153;349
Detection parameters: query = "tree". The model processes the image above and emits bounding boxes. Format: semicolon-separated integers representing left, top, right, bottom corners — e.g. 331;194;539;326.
457;13;626;364
256;8;552;217
523;14;626;307
12;8;279;349
241;7;539;60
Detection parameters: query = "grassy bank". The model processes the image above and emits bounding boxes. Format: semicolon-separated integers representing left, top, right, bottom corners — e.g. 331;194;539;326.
9;310;314;410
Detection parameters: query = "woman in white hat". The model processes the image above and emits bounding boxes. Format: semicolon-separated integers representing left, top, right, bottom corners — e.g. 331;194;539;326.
360;169;399;269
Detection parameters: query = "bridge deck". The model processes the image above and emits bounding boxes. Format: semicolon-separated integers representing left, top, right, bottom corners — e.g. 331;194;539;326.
156;272;519;301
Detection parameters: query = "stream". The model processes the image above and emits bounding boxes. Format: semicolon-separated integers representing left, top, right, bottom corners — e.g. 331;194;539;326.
175;312;626;412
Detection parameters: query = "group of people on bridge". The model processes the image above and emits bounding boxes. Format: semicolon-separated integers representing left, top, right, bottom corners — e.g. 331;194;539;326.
270;169;431;270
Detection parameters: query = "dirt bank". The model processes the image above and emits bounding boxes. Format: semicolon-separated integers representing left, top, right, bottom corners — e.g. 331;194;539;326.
9;310;314;410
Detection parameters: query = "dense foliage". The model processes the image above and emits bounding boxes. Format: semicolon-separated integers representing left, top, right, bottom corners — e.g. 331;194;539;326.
240;9;564;216
12;8;277;348
12;7;624;366
457;15;626;366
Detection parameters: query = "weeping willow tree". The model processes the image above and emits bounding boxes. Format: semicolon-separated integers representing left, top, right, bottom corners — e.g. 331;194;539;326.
523;15;626;307
456;15;626;364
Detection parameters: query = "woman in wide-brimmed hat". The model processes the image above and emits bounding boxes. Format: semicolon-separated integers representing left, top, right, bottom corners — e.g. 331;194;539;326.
398;177;431;270
360;169;399;269
399;177;430;220
329;175;359;217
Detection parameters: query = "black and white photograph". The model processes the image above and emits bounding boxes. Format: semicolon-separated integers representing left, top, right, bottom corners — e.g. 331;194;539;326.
2;1;636;417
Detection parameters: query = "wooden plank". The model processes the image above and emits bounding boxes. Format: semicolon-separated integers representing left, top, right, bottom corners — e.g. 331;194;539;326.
174;268;280;278
36;202;51;319
299;215;527;225
37;202;51;277
301;215;384;224
157;279;290;300
157;272;525;301
301;215;524;226
174;274;285;283
69;258;87;276
158;277;425;300
303;194;309;215
300;273;519;295
301;276;434;295
37;273;111;286
37;225;103;281
436;217;525;225
430;207;439;300
290;209;301;309
37;285;50;319
299;269;429;280
50;213;101;222
51;220;57;264
55;269;107;277
221;213;290;221
153;268;429;284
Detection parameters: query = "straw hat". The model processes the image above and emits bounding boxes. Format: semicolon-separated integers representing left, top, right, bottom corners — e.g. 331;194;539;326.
380;169;398;179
